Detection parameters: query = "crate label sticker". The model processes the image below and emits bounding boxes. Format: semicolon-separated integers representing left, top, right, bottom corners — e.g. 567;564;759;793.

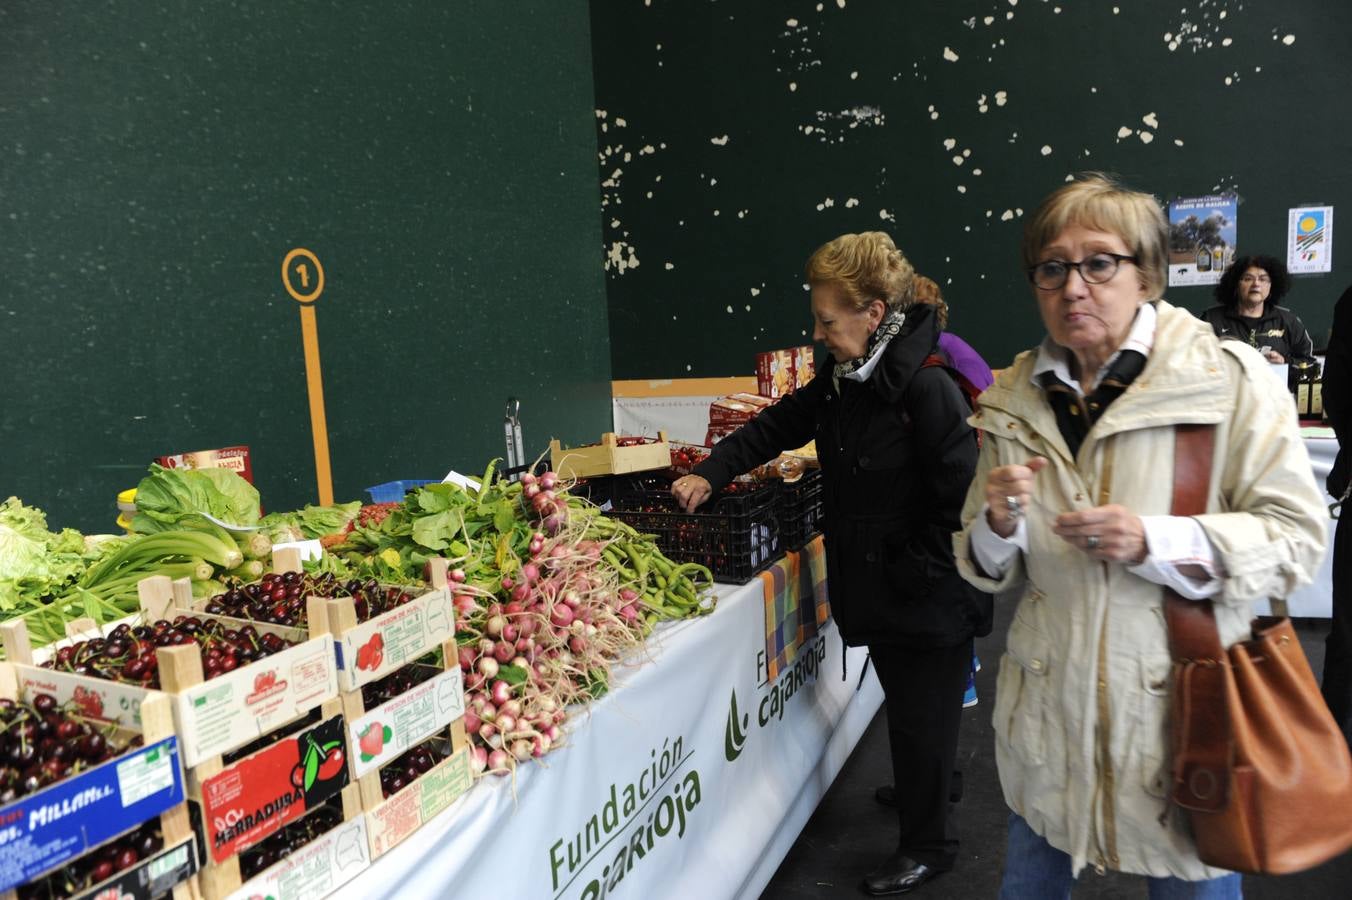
348;668;464;777
366;749;471;857
87;838;198;900
14;664;147;728
0;737;185;892
337;588;452;689
226;815;369;900
146;840;192;881
200;714;349;863
178;635;337;765
116;744;175;806
417;748;472;820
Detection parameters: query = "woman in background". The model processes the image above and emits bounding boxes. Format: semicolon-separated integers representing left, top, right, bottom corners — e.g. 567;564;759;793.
1199;254;1316;365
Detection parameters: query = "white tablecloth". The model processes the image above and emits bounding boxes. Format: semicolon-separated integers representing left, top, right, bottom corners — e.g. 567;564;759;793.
1274;435;1338;619
338;577;883;900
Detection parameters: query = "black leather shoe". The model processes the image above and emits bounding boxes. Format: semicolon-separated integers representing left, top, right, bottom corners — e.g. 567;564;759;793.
875;772;963;807
860;853;946;896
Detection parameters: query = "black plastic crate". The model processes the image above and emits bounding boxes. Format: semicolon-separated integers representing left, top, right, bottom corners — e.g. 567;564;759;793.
608;482;779;584
777;469;824;551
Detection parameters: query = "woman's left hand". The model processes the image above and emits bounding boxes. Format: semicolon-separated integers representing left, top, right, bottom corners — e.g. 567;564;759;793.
1051;504;1147;564
1265;350;1285;363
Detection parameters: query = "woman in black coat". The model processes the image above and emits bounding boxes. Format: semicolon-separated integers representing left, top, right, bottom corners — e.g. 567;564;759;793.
672;232;991;896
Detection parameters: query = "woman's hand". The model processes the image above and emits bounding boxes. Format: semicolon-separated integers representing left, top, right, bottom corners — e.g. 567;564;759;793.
984;457;1049;538
672;475;713;513
1051;504;1147;564
1265;349;1285;363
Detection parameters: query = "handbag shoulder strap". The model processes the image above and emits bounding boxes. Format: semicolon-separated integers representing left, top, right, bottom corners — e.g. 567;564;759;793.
1163;424;1226;663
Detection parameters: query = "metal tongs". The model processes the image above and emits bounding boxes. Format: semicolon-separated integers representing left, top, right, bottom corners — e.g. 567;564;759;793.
503;397;525;482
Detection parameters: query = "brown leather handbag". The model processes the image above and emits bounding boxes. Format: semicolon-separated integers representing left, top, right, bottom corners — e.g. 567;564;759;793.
1164;424;1352;874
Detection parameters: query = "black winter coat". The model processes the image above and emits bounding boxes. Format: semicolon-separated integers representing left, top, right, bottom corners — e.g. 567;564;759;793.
692;305;992;647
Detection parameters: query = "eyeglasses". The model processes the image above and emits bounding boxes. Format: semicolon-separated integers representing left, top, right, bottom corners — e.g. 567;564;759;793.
1027;253;1138;290
1239;274;1271;284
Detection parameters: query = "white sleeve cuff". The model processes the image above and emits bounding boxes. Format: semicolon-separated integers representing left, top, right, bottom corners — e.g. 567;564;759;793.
1127;515;1222;600
970;503;1028;577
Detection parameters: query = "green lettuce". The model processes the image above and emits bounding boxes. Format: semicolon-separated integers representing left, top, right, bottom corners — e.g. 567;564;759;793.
0;497;91;612
131;464;261;533
259;501;361;540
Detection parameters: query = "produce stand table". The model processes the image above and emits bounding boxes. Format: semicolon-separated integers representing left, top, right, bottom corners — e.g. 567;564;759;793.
335;563;883;900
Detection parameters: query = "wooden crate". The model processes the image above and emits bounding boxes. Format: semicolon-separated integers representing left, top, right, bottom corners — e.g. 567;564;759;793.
222;788;370;900
549;431;671;479
316;559;472;859
0;656;199;900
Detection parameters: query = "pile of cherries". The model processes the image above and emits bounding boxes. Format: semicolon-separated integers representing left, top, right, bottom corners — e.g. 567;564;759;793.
43;618;294;687
379;737;450;799
203;571;418;627
238;799;344;879
17;822;164;899
360;656;439;711
0;694;131;803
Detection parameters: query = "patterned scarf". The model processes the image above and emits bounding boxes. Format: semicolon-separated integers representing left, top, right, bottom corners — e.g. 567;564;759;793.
833;310;906;383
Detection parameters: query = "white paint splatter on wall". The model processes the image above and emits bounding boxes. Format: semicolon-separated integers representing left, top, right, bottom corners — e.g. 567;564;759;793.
943;47;960;62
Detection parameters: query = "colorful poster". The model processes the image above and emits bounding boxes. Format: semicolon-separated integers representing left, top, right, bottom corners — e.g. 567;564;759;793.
1288;206;1334;274
1168;194;1238;287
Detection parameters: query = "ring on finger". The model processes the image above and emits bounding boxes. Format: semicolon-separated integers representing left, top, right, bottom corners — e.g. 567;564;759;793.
1005;495;1023;520
1086;535;1101;550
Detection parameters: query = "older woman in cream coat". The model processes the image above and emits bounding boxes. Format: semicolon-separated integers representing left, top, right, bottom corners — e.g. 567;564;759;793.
955;175;1326;899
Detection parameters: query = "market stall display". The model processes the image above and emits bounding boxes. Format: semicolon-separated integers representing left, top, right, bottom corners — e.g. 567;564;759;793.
0;455;861;900
0;655;197;900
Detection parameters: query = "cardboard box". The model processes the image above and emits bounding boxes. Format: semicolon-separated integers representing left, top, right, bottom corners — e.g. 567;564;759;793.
709;392;777;426
155;445;255;484
755;346;815;398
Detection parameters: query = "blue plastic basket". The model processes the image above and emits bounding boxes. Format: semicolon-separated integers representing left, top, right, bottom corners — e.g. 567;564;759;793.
364;479;439;503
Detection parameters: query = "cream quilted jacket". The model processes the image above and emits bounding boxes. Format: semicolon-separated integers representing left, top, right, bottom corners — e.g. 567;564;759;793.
955;300;1328;880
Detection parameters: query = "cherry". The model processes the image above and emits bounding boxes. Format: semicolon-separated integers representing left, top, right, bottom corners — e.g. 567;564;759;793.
91;860;115;882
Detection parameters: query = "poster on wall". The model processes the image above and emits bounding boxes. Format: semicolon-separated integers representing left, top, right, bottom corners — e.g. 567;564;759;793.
1167;194;1238;287
1287;206;1334;274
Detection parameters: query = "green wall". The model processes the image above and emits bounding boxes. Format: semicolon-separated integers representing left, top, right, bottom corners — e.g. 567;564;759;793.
588;0;1352;378
1;1;612;532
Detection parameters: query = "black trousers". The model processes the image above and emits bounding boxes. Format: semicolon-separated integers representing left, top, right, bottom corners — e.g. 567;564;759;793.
867;638;972;870
1323;512;1352;744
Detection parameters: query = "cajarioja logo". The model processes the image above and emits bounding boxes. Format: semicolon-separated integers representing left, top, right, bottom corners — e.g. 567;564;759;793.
724;690;749;761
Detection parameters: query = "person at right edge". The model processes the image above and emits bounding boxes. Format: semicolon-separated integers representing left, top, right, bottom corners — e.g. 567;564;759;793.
1321;282;1352;744
954;173;1327;898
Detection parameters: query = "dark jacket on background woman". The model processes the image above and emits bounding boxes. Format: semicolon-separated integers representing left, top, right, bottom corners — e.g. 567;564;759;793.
692;304;992;647
1198;302;1317;365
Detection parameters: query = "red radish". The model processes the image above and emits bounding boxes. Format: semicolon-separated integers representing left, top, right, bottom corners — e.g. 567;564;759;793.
458;646;476;671
521;563;541;584
550;605;574;628
533;735;552;757
488;749;509;771
478;722;497;741
511;583;530;603
501;623;519;642
478;657;500;679
450;568;467;583
511;739;533;761
485;615;506;637
519;472;537;487
500;698;522;718
496;714;517;734
490;680;512;706
540;472;557;490
470;746;488;773
523;483;541;500
501;576;514;590
493;642;515;663
464;711;482;733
